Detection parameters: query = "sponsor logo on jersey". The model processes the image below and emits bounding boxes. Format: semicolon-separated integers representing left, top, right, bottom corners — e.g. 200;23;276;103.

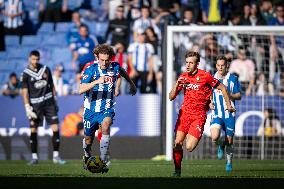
34;80;47;89
184;83;200;90
83;74;89;80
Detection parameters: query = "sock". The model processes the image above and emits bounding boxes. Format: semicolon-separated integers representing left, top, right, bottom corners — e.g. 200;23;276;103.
52;131;60;152
53;151;59;158
226;144;234;164
32;153;38;160
30;132;38;158
173;148;183;171
100;134;110;162
83;138;91;157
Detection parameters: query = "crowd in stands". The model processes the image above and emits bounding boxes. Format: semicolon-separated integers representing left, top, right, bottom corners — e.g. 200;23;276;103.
0;0;284;98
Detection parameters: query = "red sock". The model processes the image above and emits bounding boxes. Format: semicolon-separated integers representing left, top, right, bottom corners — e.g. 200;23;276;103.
173;149;183;170
97;130;102;142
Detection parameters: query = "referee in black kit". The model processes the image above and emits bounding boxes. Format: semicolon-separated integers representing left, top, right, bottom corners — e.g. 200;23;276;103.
21;50;66;165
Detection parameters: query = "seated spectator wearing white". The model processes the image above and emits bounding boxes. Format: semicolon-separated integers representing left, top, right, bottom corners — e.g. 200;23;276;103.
1;72;21;98
105;5;130;49
39;0;67;23
257;108;282;137
132;6;161;41
71;24;97;73
67;11;84;46
2;0;24;36
255;72;274;96
229;47;255;96
127;30;156;94
52;64;69;96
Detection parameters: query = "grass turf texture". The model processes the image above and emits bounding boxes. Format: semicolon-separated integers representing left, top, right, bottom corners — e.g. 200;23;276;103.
0;159;283;178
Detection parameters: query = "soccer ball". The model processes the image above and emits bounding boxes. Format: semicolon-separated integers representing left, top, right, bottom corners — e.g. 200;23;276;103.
86;156;104;173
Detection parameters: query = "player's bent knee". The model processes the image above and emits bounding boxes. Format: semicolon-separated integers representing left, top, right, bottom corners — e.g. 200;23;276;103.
186;144;197;152
84;136;92;144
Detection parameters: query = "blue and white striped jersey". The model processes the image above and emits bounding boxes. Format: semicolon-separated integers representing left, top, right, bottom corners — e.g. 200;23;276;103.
212;72;241;119
3;0;24;29
81;61;120;112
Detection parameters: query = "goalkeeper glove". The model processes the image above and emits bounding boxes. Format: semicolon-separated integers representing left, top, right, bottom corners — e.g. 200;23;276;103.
25;104;38;119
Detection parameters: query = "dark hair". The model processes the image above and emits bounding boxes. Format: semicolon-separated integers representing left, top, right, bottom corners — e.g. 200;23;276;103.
216;55;228;64
79;24;89;31
9;72;17;78
185;51;200;63
93;44;115;59
266;108;279;120
29;50;40;57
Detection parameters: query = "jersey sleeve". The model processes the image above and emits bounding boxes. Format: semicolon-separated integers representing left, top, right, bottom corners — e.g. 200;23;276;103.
232;76;241;94
114;62;121;78
81;66;94;84
20;73;28;89
206;72;220;88
47;67;54;89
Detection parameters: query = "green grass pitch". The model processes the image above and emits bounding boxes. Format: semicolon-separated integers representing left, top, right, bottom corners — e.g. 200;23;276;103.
0;159;284;178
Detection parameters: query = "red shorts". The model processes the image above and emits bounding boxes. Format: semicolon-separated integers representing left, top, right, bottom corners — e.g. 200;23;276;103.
174;110;207;140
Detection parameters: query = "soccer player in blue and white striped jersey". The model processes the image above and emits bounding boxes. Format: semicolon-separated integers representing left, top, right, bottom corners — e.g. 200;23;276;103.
79;44;136;173
210;56;242;172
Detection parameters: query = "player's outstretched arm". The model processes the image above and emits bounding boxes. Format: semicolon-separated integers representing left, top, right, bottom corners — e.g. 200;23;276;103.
119;67;137;96
230;92;242;101
79;76;105;94
215;83;236;113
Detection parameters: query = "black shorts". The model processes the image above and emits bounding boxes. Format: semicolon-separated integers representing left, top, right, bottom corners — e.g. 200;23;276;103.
30;100;59;128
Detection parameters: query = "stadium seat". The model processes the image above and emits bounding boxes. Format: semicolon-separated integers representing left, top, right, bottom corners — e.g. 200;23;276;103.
7;47;32;59
5;35;20;47
56;22;72;32
42;33;67;47
21;35;42;46
0;52;6;60
51;47;72;69
67;0;82;10
8;58;27;72
38;23;55;34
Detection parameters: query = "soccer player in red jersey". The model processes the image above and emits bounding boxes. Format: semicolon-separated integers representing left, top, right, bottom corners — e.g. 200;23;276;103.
169;51;236;177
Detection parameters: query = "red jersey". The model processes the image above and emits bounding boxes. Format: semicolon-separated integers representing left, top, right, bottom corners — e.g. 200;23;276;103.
177;69;219;114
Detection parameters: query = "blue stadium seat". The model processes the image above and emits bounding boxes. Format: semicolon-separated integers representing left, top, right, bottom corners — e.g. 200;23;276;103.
5;35;20;47
8;58;27;72
7;47;34;59
0;52;6;60
42;33;67;47
56;22;72;32
67;0;82;10
38;23;55;34
22;35;42;46
51;47;72;69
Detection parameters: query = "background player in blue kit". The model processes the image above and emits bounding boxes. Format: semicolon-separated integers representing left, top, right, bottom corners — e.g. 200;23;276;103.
79;44;136;173
210;56;242;172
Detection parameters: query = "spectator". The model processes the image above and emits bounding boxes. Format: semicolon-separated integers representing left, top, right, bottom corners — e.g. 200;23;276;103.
61;106;84;137
257;108;282;137
52;64;69;96
132;6;161;41
113;42;128;95
2;0;24;37
179;0;200;23
178;7;196;25
229;47;255;96
1;72;21;98
241;2;266;26
0;0;5;51
255;72;274;96
127;29;155;93
106;5;130;49
71;24;98;73
39;0;67;23
260;0;275;24
66;12;85;45
125;0;141;22
200;0;223;24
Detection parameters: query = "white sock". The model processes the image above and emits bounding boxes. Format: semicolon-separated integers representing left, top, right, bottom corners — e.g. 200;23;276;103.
100;134;110;162
32;153;38;160
53;151;59;159
83;138;91;157
226;144;233;164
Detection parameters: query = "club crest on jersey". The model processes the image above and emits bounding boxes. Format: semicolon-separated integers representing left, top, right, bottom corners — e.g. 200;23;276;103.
196;77;200;81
